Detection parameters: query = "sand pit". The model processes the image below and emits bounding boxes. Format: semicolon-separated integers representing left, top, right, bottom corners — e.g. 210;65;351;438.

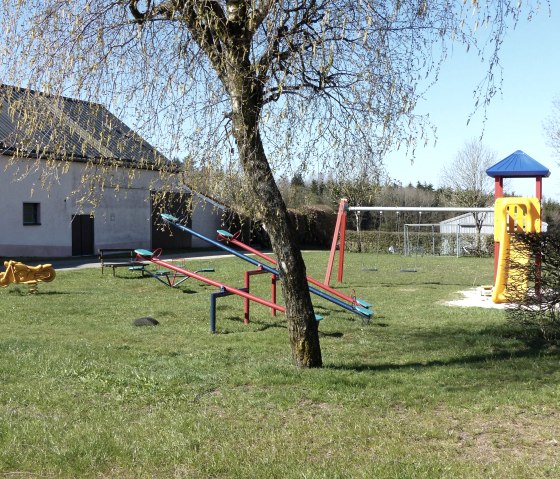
444;287;511;309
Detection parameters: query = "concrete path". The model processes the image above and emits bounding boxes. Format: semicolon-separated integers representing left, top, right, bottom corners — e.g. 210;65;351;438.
17;250;238;271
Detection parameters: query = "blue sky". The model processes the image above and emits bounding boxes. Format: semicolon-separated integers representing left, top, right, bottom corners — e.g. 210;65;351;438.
385;8;560;201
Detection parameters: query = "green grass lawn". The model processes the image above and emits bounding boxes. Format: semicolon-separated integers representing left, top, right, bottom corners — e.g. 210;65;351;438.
1;252;559;478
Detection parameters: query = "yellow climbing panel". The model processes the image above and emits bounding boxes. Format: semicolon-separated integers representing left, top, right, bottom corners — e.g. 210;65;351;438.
492;197;540;304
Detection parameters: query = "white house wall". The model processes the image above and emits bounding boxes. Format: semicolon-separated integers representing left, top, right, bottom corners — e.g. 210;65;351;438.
94;186;152;250
0;157;78;256
190;197;224;248
0;155;225;257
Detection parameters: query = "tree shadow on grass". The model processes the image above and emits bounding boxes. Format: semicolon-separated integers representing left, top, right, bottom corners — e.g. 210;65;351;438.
210;315;287;334
320;331;344;338
368;320;389;327
34;291;75;295
114;274;148;280
328;345;559;373
494;323;560;353
250;319;287;332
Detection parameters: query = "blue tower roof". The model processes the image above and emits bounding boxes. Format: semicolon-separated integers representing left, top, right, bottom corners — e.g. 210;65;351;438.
486;150;550;178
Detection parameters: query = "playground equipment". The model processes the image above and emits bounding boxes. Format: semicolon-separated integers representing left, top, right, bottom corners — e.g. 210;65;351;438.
147;266;215;288
137;249;215;287
328;151;550;304
486;150;550;304
134;248;286;332
216;229;372;310
159;213;373;320
491;197;541;303
356;210;382;272
0;260;56;292
326;199;493;284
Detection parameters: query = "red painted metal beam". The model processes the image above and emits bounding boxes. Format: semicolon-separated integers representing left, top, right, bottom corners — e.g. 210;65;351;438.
137;252;286;314
244;268;277;324
218;231;360;307
324;199;348;285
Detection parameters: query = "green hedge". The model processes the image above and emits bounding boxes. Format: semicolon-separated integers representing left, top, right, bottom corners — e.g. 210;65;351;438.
288;205;337;248
245;205;337;249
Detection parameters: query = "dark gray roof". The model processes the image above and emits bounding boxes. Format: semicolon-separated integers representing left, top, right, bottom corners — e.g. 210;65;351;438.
0;85;167;166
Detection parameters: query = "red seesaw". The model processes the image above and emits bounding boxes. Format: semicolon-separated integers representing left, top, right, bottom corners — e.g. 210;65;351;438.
134;248;290;333
216;229;372;310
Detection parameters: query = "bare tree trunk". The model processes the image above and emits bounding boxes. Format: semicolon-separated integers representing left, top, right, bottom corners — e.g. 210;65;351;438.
229;82;322;368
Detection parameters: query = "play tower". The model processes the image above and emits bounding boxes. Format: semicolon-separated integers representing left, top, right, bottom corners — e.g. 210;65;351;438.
485;150;550;303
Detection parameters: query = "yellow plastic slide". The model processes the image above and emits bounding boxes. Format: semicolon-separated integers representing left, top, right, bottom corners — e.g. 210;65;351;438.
492;197;541;304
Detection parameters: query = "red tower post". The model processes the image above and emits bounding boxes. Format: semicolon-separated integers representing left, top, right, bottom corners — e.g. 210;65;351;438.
493;176;504;281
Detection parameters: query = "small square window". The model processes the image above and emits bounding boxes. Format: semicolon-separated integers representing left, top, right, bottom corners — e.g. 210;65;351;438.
23;203;40;225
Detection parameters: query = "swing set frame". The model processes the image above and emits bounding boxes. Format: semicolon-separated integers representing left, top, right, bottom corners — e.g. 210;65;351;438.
325;199;493;285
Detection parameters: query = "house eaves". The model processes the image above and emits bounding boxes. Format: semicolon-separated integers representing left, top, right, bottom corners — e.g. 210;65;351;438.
0;85;232;211
0;84;170;170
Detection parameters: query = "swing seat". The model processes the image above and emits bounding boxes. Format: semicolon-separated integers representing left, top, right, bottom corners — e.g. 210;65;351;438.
155;270;174;276
195;268;215;273
361;265;378;272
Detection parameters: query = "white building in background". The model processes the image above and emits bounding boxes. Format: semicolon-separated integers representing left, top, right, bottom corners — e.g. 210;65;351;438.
438;210;547;256
0;85;225;257
439;212;495;235
438;212;495;256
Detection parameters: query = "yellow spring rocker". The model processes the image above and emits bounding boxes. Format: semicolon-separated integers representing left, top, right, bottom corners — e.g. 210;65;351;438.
0;260;56;293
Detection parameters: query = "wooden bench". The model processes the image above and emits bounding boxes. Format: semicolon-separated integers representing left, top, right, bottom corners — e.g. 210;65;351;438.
99;248;148;276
